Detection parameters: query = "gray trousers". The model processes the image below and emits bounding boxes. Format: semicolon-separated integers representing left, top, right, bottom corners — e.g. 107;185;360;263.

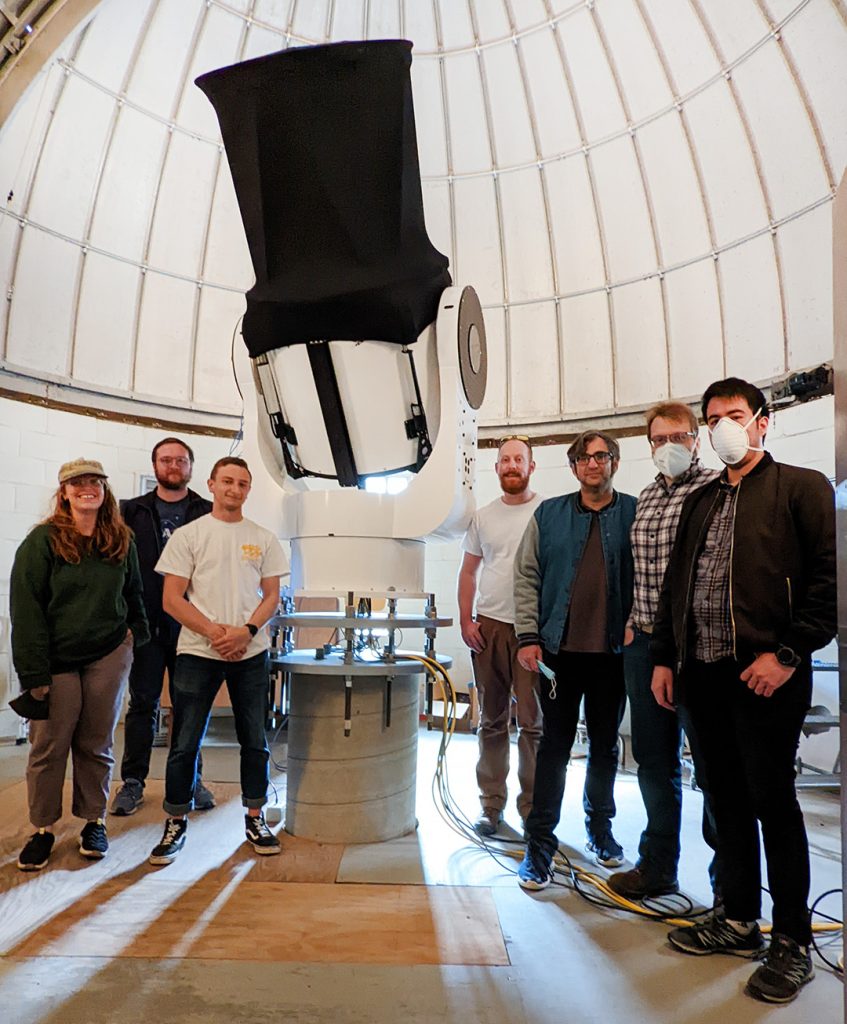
26;635;133;828
472;615;542;820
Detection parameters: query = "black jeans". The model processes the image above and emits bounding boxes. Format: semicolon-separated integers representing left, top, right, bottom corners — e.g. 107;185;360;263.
525;650;625;859
624;630;720;888
679;657;812;944
120;634;203;786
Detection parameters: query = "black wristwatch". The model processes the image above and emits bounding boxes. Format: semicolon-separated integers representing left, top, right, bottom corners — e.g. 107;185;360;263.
245;623;259;638
775;645;801;668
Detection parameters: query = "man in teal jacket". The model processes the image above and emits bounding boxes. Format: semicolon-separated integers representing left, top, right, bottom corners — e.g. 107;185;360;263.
513;430;636;890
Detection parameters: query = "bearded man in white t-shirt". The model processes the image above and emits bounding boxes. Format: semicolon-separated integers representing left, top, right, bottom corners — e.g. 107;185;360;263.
458;436;543;836
147;457;289;866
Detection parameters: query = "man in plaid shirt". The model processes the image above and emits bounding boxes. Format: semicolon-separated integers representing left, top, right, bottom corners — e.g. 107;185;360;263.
607;401;719;900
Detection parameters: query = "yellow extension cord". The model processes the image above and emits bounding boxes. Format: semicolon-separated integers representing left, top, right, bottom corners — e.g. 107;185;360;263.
400;651;842;940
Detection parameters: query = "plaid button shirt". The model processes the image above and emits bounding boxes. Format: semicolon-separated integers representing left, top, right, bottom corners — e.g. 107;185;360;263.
692;479;738;662
629;461;719;632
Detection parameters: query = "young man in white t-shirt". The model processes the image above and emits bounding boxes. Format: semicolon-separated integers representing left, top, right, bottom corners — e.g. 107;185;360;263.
458;436;543;836
147;457;288;865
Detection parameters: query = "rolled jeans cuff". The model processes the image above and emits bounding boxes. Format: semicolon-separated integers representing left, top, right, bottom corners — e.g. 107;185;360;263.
163;798;194;816
242;794;267;810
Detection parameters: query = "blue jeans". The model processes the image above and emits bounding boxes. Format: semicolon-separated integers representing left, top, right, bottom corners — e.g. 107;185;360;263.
525;650;625;859
624;629;720;888
164;652;270;815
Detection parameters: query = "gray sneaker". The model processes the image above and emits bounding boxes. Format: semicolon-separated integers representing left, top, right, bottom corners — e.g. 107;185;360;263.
111;778;144;816
193;779;216;811
473;809;502;837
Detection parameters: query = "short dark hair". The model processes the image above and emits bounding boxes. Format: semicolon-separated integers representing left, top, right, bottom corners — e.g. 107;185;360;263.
210;456;251;480
701;378;768;422
567;430;620;465
152;436;194;463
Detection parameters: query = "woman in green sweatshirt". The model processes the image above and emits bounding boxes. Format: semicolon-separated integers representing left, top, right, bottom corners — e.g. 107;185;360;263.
10;457;149;871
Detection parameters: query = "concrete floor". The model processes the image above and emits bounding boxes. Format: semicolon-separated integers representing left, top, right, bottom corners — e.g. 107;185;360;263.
0;720;843;1024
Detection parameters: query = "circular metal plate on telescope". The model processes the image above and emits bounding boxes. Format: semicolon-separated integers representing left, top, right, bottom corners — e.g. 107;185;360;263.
270;651;453;675
458;285;487;410
270;613;453;629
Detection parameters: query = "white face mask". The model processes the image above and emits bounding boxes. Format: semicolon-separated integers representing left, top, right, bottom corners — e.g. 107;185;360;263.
709;407;764;465
652;442;694;479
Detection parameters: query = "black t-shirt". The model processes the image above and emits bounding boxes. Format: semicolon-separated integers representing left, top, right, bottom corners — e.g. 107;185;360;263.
155;495;191;547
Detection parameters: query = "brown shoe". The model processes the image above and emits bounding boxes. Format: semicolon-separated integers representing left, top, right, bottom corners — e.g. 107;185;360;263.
608;866;679;899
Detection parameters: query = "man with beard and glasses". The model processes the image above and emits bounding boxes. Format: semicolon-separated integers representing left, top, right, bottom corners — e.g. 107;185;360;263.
111;438;213;816
514;431;635;889
458;436;543;836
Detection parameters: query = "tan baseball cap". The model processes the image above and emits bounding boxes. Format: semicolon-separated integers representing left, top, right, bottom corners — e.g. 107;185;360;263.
58;458;108;484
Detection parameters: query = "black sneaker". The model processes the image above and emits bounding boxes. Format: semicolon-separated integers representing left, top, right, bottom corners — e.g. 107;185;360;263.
746;933;814;1003
149;817;188;866
111;778;144;816
245;813;281;856
608;866;679;899
17;829;55;871
668;914;765;958
586;833;624;868
79;820;108;859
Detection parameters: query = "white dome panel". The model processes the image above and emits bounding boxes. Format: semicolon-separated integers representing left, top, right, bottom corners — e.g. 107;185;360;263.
126;0;205;117
509;302;560;422
134;274;197;401
611;279;668;408
402;2;438;52
291;0;329;41
472;0;512;40
545;157;606;295
779;203;833;370
720;233;784;382
560;9;626;141
7;231;78;377
453;176;503;304
367;0;402;39
734;45;829;218
641;0;720;98
88;109;167;257
686;84;769;244
176;6;246;139
420;181;453;270
560;292;614;415
73;253;138;391
411;59;448;178
242;23;288;61
482;44;537;167
500;169;554;302
520;27;582;157
27;77;113;239
193;287;246;411
782;1;847;181
437;0;475;52
591;137;658;281
637;115;712;267
331;0;366;41
73;0;155;93
444;52;492;174
203;160;254;290
665;260;725;400
596;0;674;124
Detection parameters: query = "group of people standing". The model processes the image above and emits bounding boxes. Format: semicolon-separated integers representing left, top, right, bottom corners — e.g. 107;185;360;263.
459;376;835;1006
10;439;287;873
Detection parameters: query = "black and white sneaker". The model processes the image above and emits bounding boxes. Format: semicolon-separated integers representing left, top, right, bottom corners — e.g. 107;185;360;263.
80;819;108;859
17;829;55;871
149;817;188;866
668;914;765;958
746;933;814;1003
245;813;281;856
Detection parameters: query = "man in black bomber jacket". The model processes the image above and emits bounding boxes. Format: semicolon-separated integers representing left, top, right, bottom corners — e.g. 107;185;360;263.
650;378;835;1006
110;438;213;816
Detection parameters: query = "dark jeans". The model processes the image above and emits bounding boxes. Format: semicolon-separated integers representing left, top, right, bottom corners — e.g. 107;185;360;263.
120;634;203;786
525;650;626;859
679;657;812;945
164;652;270;816
624;630;720;888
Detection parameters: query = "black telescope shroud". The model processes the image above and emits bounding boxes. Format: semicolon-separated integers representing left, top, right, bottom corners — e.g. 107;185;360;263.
195;39;451;358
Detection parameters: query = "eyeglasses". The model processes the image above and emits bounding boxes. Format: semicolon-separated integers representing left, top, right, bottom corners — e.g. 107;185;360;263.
498;434;530;448
157;457;191;467
573;452;613;465
649;432;696;448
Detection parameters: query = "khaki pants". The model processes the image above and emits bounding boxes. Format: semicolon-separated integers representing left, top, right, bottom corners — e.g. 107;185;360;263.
26;635;133;828
472;615;542;820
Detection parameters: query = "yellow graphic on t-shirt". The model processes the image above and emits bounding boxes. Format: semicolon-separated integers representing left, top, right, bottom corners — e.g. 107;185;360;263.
241;544;262;562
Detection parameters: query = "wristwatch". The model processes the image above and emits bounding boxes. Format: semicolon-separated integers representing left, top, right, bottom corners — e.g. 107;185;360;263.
245;623;259;638
775;645;801;668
